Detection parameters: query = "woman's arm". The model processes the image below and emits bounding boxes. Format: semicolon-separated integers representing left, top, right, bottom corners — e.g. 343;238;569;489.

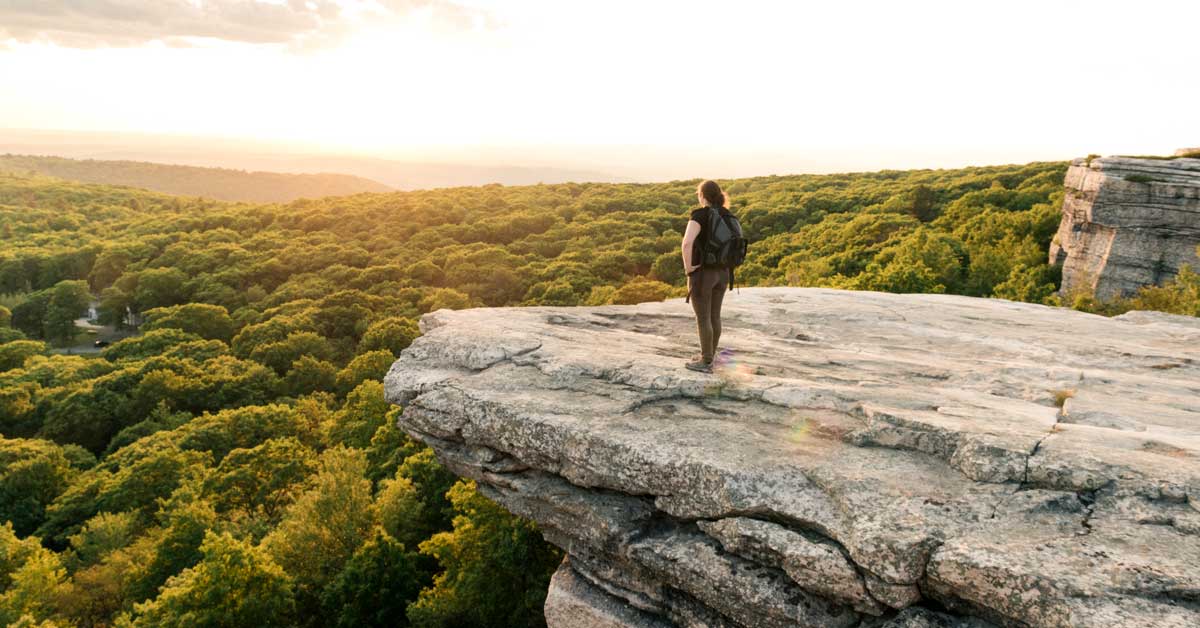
681;219;702;275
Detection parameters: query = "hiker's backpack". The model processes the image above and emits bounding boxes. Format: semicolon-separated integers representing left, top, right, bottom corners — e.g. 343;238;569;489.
700;206;748;270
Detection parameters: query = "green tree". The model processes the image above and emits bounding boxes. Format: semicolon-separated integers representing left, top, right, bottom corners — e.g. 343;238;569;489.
262;447;376;621
121;532;295;628
88;249;132;292
442;248;525;306
405;260;444;286
0;383;38;438
67;511;138;568
993;263;1059;304
103;404;192;457
102;329;202;362
249;331;335;375
854;261;946;294
142;303;236;343
98;285;136;330
418;289;475;313
0;341;48;372
522;279;582;306
284;356;338;397
0;522;69;627
37;446;208;547
203;437;318;521
230;315;316;359
175;404;310;463
364;415;422;485
133;267;189;310
583;285;617;305
378;449;459;554
10;293;49;340
406;481;561;628
1130;265;1200;316
0;439;80;537
57;522;154;626
649;252;685;286
848;229;963;294
326;381;391;449
321;532;427;628
906;184;939;222
359;317;420;358
126;495;220;603
611;277;676;305
43;281;91;346
335;350;394;396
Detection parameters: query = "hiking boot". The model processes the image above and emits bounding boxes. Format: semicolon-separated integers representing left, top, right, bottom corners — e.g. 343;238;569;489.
685;359;712;373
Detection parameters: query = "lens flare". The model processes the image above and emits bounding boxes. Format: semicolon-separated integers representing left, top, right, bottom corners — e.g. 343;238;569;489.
712;348;756;385
787;418;814;443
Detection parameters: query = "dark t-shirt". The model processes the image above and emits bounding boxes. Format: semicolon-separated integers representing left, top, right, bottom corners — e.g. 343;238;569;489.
689;205;733;267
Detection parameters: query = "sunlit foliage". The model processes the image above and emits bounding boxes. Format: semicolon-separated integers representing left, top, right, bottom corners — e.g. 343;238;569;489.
1;159;1195;627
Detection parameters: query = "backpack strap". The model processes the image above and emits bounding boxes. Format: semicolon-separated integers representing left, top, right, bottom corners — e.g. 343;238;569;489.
706;206;720;253
696;206;719;269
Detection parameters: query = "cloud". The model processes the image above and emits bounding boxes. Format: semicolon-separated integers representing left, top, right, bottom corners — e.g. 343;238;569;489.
0;0;493;49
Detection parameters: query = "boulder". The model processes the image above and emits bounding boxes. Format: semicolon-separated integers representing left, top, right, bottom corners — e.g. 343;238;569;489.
1049;154;1200;300
385;288;1200;627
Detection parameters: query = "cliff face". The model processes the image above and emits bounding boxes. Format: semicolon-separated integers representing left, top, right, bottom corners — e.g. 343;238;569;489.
384;288;1200;628
1049;155;1200;300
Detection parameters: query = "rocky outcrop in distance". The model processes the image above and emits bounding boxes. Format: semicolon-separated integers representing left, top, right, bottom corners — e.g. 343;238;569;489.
1049;153;1200;300
384;288;1200;627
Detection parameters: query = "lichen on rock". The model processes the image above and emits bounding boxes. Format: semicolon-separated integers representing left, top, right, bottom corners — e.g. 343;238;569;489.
385;288;1200;627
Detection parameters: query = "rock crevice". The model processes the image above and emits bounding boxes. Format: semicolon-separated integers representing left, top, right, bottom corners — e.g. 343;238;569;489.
385;288;1200;627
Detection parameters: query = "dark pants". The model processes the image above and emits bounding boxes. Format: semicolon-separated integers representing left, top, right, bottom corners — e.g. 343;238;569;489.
688;267;727;363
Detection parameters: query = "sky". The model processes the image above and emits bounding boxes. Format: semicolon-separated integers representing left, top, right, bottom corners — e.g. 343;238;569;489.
1;0;1199;179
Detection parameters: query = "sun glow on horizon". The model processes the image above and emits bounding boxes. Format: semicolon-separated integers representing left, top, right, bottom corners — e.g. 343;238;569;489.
1;0;1198;177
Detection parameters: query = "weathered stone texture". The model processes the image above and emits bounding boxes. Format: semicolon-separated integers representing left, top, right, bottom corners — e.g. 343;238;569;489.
1050;154;1200;300
545;562;674;628
385;288;1200;627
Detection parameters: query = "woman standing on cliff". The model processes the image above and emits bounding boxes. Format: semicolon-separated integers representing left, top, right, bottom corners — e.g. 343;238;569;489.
681;180;745;373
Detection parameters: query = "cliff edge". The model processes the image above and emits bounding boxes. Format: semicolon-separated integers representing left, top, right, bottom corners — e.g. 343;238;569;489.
384;288;1200;627
1050;154;1200;299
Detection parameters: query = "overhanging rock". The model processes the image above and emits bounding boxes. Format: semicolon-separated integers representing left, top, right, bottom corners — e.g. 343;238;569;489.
1050;154;1200;300
384;288;1200;627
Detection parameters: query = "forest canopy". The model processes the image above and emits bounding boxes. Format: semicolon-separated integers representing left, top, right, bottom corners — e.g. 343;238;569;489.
0;160;1195;627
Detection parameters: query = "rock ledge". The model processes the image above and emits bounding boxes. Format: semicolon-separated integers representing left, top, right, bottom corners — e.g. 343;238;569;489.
1050;154;1200;299
385;288;1200;627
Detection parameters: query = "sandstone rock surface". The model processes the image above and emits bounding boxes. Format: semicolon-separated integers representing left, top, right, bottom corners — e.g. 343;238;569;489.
384;288;1200;627
1049;154;1200;299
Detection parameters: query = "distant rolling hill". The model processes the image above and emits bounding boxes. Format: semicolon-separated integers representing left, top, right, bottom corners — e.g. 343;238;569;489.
0;154;392;202
229;154;626;190
0;129;628;190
